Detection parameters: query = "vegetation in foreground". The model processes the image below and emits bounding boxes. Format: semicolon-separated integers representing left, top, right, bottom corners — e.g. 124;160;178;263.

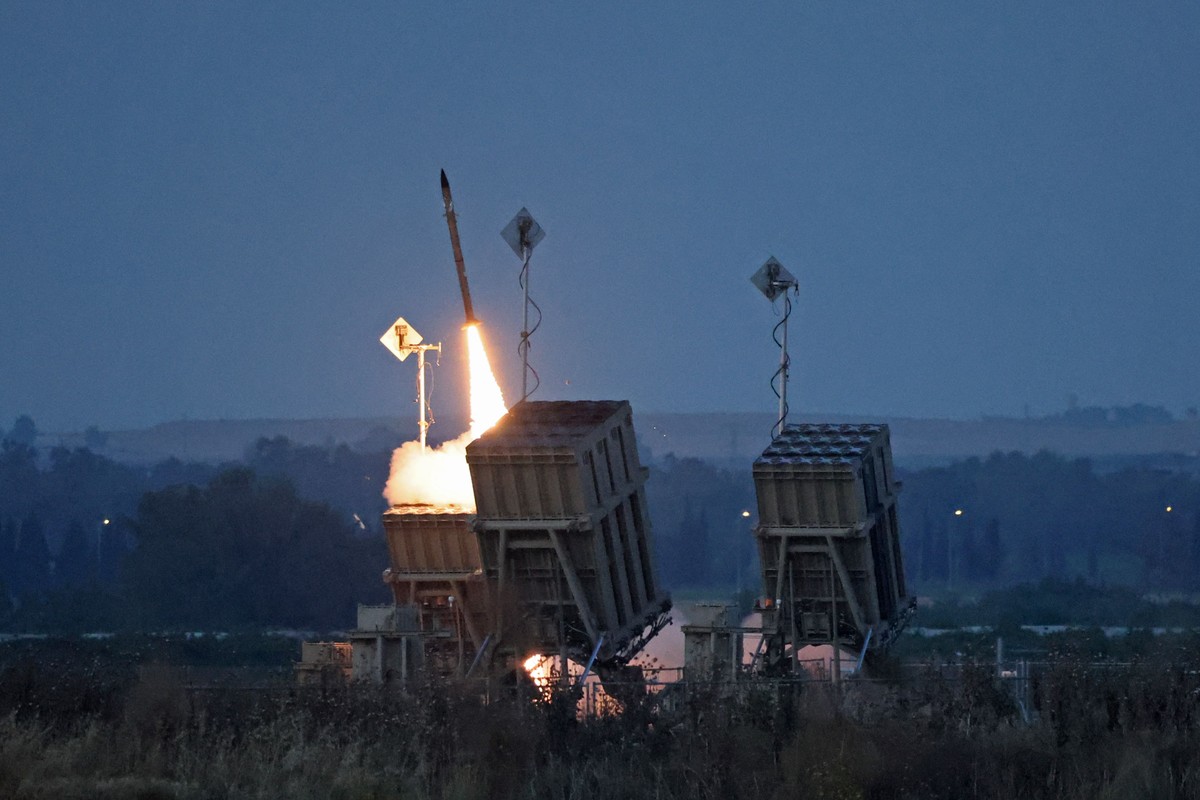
3;636;1200;799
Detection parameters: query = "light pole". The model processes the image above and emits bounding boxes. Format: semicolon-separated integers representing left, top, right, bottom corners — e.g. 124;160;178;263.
736;510;752;593
97;517;110;582
949;508;964;589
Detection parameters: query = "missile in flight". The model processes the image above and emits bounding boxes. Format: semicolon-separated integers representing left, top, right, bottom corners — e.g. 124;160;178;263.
440;169;477;325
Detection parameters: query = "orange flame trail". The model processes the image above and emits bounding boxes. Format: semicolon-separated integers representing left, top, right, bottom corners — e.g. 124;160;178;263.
466;324;507;437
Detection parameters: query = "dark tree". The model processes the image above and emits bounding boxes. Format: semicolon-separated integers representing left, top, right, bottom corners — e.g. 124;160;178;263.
1112;403;1174;426
647;454;755;591
13;513;51;596
672;501;706;588
83;425;109;451
244;436;390;529
900;514;923;583
1046;540;1067;579
1192;512;1200;591
897;449;1200;589
977;517;1005;581
921;511;948;583
96;518;128;585
694;508;711;586
957;521;979;582
122;468;386;629
5;415;37;447
56;518;97;587
0;442;40;523
0;517;15;585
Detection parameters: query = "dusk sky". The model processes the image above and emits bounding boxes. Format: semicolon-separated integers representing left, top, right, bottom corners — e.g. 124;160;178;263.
3;3;1198;433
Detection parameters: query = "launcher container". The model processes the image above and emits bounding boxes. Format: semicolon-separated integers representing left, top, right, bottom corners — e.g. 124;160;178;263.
753;423;911;661
466;400;671;666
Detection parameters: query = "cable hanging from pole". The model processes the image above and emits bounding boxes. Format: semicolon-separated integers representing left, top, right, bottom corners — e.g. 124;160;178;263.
421;348;438;432
749;256;799;441
501;207;546;404
518;242;542;402
770;290;793;439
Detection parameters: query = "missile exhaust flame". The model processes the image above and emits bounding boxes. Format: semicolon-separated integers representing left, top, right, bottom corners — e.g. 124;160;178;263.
382;171;508;510
523;654;552;697
466;324;506;437
383;324;508;511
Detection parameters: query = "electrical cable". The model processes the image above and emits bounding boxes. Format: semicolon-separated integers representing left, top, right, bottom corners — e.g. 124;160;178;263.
425;351;436;429
769;290;794;439
518;250;542;400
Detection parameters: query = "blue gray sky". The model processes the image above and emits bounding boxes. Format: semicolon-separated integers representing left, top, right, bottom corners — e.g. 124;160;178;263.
3;2;1198;432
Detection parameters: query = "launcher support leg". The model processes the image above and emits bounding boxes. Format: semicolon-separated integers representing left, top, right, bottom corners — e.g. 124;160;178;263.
578;634;605;687
495;528;508;643
825;535;866;633
855;628;873;673
548;528;601;645
451;580;482;651
466;634;492;678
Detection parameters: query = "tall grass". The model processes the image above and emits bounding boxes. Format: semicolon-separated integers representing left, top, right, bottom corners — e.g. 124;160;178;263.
2;655;1199;799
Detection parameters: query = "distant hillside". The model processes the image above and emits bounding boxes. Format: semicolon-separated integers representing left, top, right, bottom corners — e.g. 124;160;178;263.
636;412;1200;467
36;416;437;465
33;410;1200;468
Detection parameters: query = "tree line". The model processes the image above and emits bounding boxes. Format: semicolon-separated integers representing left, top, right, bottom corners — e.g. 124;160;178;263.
644;449;1200;598
5;411;1200;632
0;419;390;631
898;450;1200;592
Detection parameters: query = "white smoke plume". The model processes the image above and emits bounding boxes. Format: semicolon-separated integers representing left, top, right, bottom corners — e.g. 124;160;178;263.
383;430;478;509
382;325;507;511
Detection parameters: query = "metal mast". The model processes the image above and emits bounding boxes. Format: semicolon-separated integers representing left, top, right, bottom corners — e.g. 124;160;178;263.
750;256;799;439
501;208;546;401
379;317;441;449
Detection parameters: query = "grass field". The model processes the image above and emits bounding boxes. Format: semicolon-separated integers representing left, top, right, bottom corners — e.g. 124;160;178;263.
3;634;1200;799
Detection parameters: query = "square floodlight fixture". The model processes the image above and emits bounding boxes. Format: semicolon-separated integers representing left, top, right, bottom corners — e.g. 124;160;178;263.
380;315;423;362
501;207;546;259
750;256;797;302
